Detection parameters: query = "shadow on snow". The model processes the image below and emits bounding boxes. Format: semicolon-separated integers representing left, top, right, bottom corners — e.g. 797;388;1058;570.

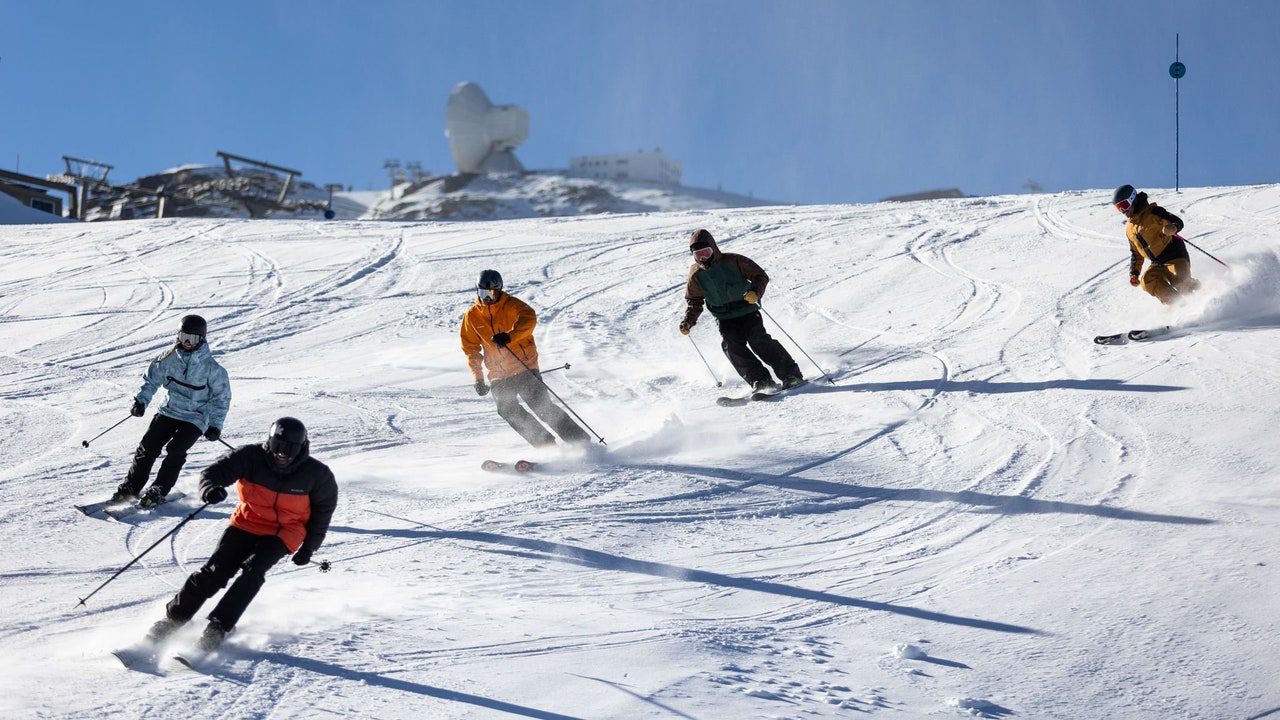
261;651;585;720
802;378;1187;395
632;463;1214;526
336;514;1044;636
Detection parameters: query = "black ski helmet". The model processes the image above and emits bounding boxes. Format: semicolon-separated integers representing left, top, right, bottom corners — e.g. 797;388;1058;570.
1112;184;1137;205
180;314;207;337
477;269;503;291
266;416;308;462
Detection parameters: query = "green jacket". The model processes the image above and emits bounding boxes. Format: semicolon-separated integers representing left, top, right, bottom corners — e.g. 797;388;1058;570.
682;231;769;324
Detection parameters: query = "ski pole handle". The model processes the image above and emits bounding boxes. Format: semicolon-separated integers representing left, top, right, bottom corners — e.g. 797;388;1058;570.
81;414;134;449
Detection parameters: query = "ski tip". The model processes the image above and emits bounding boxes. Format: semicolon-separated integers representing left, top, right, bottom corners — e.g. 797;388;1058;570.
480;459;501;471
514;460;536;472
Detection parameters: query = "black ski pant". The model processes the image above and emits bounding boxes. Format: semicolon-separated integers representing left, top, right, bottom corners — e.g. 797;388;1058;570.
717;311;802;386
490;370;590;448
166;525;289;631
121;414;202;496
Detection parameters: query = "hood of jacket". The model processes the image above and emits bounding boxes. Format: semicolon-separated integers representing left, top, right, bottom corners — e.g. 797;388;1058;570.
689;228;723;267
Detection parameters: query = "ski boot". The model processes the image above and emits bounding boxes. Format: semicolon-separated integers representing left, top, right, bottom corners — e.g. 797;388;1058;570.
111;484;137;503
145;617;181;644
781;376;807;390
751;379;780;394
198;619;228;652
138;487;167;509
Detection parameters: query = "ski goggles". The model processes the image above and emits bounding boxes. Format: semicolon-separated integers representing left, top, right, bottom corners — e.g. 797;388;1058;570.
477;287;500;301
177;331;203;347
691;245;714;262
267;436;303;460
1114;189;1138;214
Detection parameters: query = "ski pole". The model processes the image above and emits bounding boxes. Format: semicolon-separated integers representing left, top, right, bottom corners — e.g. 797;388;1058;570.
217;437;235;451
81;414;133;448
502;347;606;445
75;502;211;607
311;559;332;572
538;363;571;376
1175;234;1229;269
686;334;723;387
758;305;835;385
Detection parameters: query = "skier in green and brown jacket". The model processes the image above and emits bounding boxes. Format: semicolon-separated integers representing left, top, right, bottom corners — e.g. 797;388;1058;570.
679;229;803;392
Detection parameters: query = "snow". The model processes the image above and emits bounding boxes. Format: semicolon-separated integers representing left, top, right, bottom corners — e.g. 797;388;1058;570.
0;185;1277;719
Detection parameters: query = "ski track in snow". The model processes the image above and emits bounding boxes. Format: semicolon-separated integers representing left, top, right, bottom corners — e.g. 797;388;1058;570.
1;187;1278;719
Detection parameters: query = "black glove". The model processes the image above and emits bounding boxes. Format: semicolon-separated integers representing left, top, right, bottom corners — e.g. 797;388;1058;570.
292;547;313;566
474;380;490;396
130;401;145;417
491;332;511;348
678;321;693;336
204;426;221;441
201;485;228;504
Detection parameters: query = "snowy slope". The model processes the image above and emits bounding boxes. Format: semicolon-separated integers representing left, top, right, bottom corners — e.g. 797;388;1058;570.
0;186;1277;719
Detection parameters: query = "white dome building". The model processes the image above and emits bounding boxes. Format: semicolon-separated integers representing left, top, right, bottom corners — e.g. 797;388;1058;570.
444;82;529;174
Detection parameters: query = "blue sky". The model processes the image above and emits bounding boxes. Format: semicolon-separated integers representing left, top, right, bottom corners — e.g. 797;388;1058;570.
2;1;1277;204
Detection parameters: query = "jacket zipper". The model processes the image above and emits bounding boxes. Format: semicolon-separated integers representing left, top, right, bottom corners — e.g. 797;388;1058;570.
272;488;283;539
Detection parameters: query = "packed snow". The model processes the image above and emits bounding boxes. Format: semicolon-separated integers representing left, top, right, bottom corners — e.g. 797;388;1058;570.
0;184;1277;719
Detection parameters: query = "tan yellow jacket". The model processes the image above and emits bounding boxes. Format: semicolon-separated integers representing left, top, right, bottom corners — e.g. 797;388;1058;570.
1125;193;1186;275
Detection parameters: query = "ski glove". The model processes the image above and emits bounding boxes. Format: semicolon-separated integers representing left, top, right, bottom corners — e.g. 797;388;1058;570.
474;380;490;396
292;548;313;566
1129;274;1140;287
492;332;511;348
743;290;760;305
201;485;228;504
679;321;692;336
130;400;145;417
204;426;221;441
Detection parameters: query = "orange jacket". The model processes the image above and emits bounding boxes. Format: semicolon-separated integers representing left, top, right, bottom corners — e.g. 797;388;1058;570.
460;292;540;382
201;445;338;554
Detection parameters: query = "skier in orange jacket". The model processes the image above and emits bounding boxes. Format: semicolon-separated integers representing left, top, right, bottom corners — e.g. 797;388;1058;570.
144;417;337;652
461;270;589;447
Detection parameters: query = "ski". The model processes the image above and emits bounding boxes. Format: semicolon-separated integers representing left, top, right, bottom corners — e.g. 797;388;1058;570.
74;497;132;517
481;459;538;473
172;652;205;671
1128;326;1172;341
1094;326;1173;345
111;644;163;675
103;491;188;521
719;380;809;406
